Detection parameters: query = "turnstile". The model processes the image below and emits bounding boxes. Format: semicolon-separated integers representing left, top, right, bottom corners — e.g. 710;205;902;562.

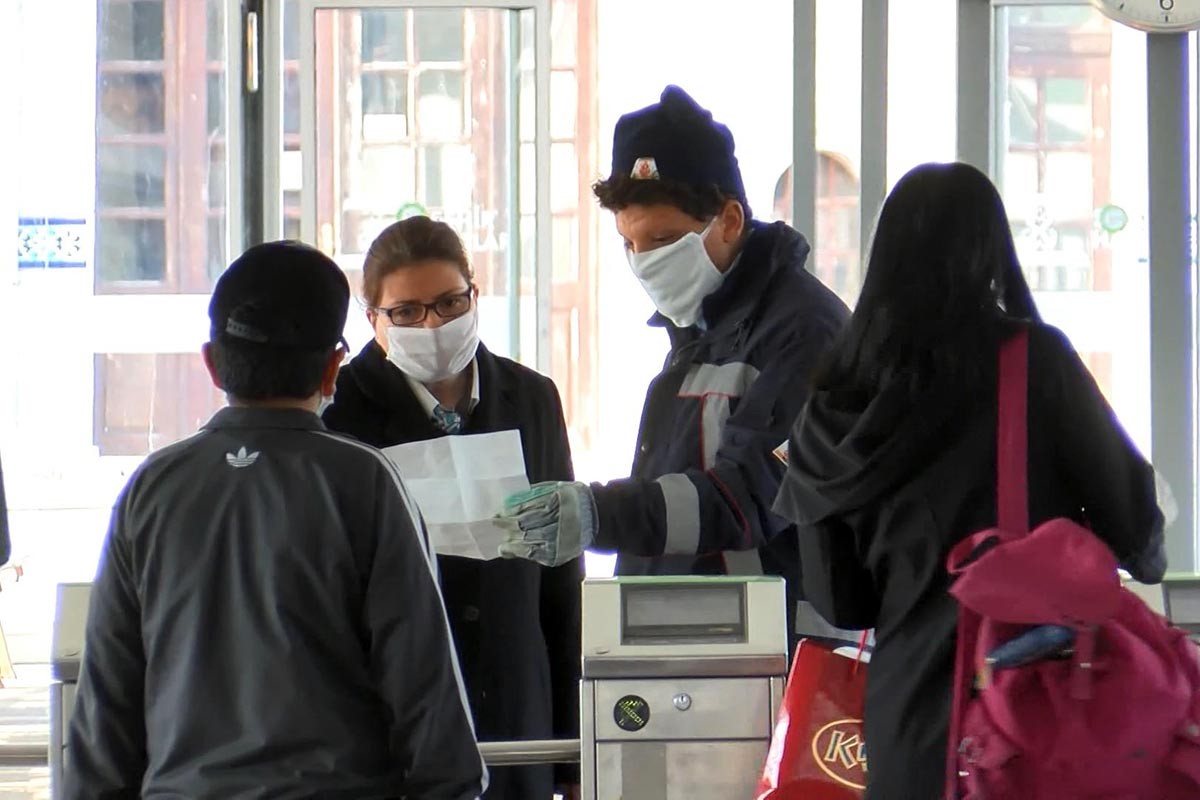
1162;575;1200;642
49;582;89;800
580;576;788;800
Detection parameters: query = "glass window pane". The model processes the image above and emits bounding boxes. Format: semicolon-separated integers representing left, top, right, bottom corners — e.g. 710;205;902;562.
207;0;224;60
551;70;577;139
98;0;164;61
208;216;227;282
284;0;299;61
419;143;472;213
886;0;957;187
284;70;300;135
520;142;535;215
362;9;408;62
98;145;166;207
551;0;578;68
1044;151;1094;219
1001;151;1040;222
519;69;535;143
207;72;225;135
102;353;156;430
994;4;1150;461
208;144;225;206
520;213;536;284
414;9;464;62
815;0;861;307
360;145;416;211
553;215;578;281
314;7;524;358
99;73;166;135
362;70;409;119
551;141;577;213
1008;77;1039;146
417;71;464;139
1045;77;1091;144
281;147;302;198
284;216;302;241
1011;7;1096;27
96;218;167;282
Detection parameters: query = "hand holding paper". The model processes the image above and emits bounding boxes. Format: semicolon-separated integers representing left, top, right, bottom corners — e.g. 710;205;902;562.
382;430;530;560
496;481;596;567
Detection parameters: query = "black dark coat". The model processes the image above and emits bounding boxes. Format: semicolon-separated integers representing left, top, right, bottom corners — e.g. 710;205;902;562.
324;340;582;798
774;323;1166;799
66;408;485;798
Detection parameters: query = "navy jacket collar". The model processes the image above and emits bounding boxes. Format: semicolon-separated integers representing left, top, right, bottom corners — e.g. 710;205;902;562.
203;406;327;431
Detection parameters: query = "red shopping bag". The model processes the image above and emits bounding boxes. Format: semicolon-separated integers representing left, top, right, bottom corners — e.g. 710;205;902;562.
756;638;869;800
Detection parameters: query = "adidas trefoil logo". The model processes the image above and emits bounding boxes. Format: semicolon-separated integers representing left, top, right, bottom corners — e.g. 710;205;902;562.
225;446;260;468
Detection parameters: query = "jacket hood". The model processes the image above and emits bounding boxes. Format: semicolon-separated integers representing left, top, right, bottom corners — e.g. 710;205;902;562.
774;379;962;527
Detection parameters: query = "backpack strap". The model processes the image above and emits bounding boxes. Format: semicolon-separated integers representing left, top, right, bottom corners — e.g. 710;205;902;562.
997;329;1030;535
945;328;1030;799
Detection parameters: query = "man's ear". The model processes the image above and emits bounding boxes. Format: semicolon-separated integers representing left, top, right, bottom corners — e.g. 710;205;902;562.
201;343;225;390
720;198;746;243
320;345;344;397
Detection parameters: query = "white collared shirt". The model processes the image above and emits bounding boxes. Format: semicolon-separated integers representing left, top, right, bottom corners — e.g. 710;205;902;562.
403;359;481;419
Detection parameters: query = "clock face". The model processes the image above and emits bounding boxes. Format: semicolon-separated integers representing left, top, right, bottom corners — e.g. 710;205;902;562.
1092;0;1200;32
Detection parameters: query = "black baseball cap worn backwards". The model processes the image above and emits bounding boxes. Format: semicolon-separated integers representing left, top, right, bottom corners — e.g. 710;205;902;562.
610;85;751;217
209;240;350;350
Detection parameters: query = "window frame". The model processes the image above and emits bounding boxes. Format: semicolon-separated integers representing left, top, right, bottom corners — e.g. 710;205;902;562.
94;0;233;295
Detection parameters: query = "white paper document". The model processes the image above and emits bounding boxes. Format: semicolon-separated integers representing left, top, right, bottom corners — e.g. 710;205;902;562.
382;430;529;560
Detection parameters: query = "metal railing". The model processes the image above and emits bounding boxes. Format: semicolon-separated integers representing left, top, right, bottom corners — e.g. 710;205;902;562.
478;739;580;766
0;740;581;769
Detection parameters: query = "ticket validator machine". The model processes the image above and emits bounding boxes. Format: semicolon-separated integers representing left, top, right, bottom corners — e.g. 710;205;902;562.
1162;575;1200;642
49;582;90;799
580;576;788;800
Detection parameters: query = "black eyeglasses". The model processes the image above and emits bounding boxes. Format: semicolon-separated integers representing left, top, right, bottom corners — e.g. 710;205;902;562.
377;288;474;327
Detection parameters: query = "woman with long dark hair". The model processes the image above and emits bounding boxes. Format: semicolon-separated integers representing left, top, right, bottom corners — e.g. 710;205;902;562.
774;162;1166;797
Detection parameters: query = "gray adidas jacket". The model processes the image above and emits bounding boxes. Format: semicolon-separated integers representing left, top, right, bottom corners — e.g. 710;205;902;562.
65;406;486;799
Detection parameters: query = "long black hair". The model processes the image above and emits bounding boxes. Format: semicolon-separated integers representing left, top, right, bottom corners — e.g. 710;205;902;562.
813;162;1040;400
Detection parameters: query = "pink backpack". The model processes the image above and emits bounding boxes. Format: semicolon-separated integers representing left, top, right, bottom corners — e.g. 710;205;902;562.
943;329;1200;799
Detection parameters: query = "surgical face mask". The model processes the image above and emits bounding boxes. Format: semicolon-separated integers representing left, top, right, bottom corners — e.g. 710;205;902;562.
626;221;723;328
385;307;480;383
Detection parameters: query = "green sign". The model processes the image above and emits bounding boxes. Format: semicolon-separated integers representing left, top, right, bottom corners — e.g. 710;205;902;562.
396;202;429;220
1098;204;1128;234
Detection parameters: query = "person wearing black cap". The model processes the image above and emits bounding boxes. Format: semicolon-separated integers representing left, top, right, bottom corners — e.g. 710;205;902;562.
64;241;486;799
498;86;850;649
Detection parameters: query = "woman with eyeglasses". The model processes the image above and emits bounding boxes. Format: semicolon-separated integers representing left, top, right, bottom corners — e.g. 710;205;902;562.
322;216;581;800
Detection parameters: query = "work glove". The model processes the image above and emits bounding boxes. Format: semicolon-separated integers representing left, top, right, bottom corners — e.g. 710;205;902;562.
495;481;596;567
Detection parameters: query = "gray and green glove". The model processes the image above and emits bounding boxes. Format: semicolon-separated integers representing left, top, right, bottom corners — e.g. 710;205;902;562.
495;481;596;567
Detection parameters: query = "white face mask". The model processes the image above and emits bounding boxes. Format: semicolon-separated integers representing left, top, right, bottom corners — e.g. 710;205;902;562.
626;221;724;328
385;308;480;383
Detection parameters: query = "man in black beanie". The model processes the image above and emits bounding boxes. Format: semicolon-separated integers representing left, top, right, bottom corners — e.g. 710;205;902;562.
66;241;486;799
499;86;849;649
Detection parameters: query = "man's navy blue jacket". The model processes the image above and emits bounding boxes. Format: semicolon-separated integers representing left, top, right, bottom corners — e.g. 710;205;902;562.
595;220;850;642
